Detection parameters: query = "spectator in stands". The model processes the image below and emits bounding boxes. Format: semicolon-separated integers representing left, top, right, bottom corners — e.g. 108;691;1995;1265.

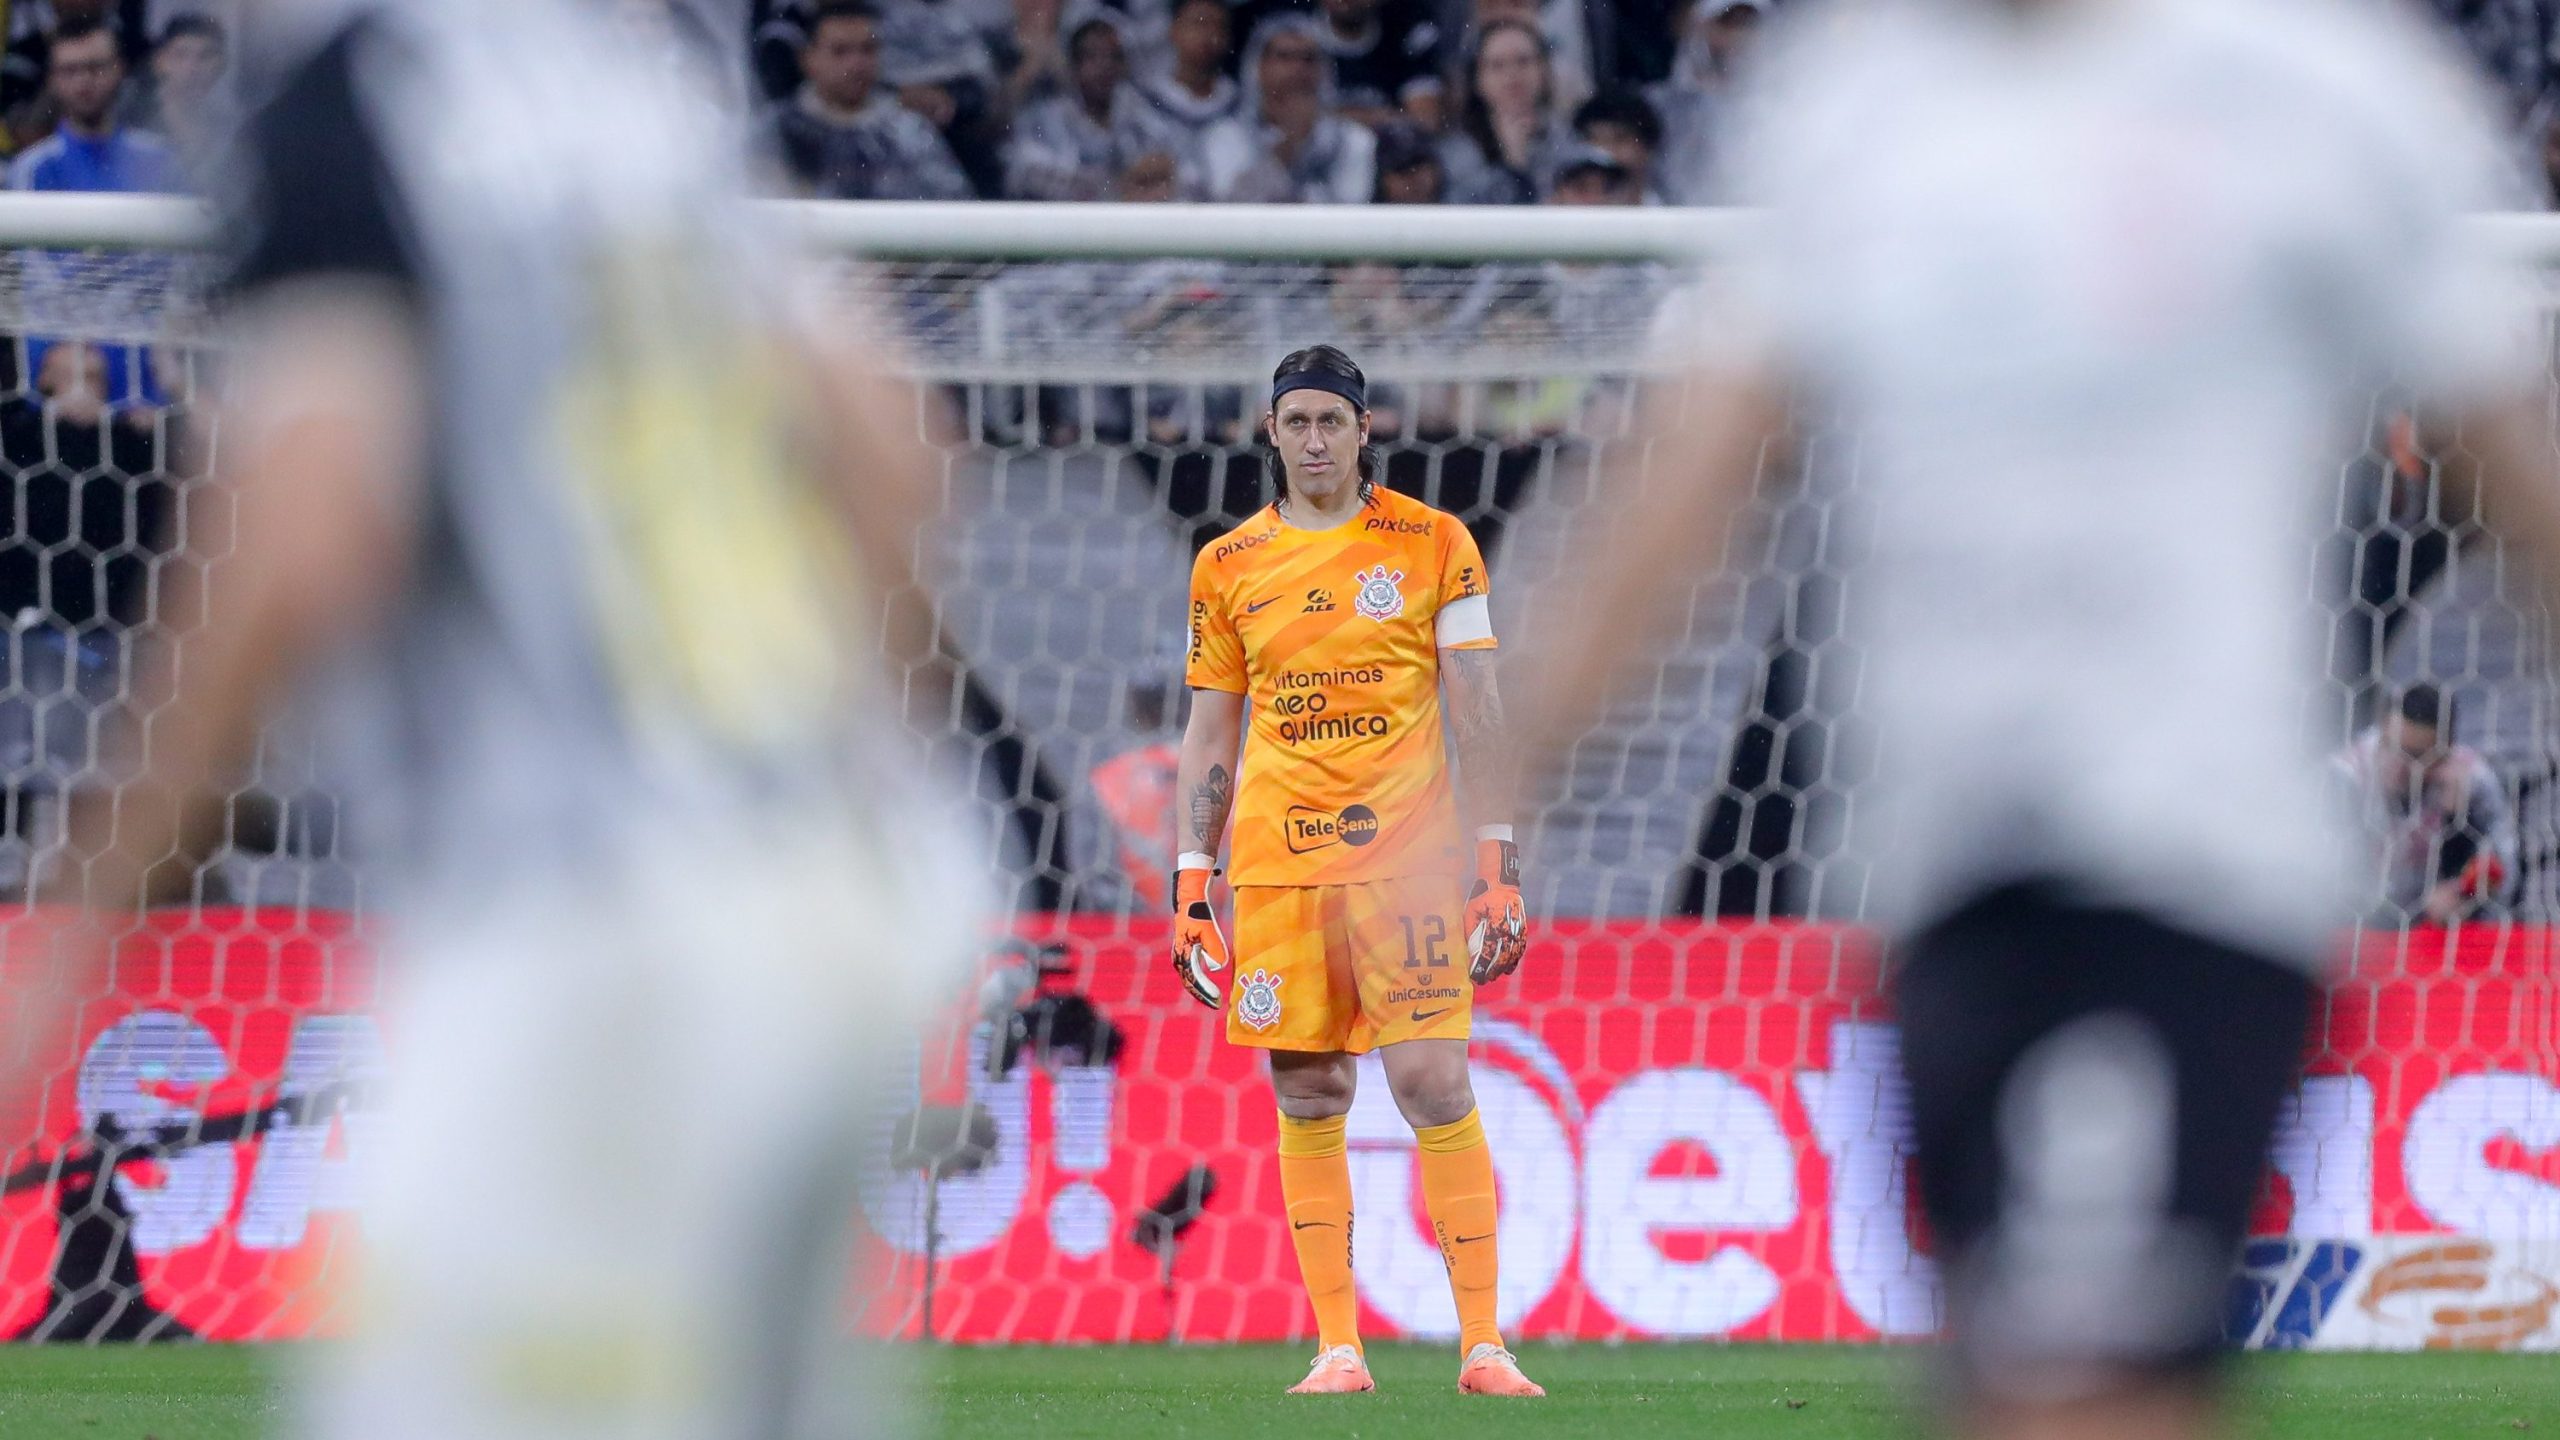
1200;16;1375;203
996;0;1067;116
1132;276;1249;443
752;0;819;104
1093;0;1177;78
1439;17;1566;205
0;330;169;898
130;15;227;177
1465;0;1592;116
1314;0;1444;132
1134;0;1238;152
1117;147;1182;202
33;338;108;426
7;22;163;191
1471;280;1583;441
1541;139;1637;205
1647;0;1763;205
1;338;168;632
1;0;145;149
877;0;994;125
2333;685;2518;926
1372;120;1445;202
767;2;974;200
1573;88;1666;203
1528;140;1659;434
2429;0;2558;127
1005;13;1189;200
877;0;1007;192
989;140;1219;443
10;20;177;407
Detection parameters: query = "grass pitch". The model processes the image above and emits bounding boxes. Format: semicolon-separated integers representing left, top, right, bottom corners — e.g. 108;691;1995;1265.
0;1341;2553;1439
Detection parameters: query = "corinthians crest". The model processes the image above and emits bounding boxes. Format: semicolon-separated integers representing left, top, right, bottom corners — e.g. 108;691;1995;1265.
1235;967;1284;1031
1352;564;1406;622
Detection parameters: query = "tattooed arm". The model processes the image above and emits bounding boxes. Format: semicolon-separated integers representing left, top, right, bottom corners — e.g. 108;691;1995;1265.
1441;647;1514;831
1168;685;1243;1005
1174;686;1245;865
1446;643;1529;982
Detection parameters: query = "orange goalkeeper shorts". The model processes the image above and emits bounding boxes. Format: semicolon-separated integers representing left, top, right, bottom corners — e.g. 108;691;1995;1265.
1226;875;1472;1053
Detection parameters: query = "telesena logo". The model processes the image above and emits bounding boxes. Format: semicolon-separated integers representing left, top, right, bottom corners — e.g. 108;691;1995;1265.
1286;803;1383;853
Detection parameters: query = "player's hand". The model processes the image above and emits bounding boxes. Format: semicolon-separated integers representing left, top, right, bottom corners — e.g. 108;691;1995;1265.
1170;866;1229;1010
1464;837;1527;986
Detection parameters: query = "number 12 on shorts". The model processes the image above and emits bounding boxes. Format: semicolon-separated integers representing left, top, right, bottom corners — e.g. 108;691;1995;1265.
1399;914;1449;969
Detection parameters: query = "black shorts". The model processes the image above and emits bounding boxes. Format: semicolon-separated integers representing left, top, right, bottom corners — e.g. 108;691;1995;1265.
1894;879;2313;1402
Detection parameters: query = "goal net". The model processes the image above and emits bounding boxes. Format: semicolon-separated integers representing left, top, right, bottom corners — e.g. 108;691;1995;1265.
0;196;2551;1352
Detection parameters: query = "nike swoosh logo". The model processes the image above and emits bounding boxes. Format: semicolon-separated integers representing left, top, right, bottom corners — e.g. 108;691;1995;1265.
1410;1007;1450;1023
1453;1233;1493;1245
1293;1220;1333;1231
1245;597;1279;614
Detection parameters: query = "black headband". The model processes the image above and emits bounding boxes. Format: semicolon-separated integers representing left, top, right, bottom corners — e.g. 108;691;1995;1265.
1270;370;1366;415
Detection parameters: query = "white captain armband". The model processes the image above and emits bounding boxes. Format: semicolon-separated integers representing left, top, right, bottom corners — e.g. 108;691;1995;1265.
1436;593;1494;647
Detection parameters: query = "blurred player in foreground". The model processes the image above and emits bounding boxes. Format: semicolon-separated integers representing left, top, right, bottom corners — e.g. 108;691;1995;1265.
6;0;972;1436
1172;345;1539;1397
1513;1;2560;1437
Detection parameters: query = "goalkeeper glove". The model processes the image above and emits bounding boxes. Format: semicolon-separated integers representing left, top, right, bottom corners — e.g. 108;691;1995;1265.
1464;832;1528;985
1171;859;1229;1010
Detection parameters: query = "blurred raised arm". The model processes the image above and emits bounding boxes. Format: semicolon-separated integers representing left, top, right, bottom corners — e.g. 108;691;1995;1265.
1505;361;1792;776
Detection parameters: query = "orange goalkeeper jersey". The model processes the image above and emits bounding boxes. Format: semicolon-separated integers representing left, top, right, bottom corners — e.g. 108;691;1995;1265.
1186;488;1496;888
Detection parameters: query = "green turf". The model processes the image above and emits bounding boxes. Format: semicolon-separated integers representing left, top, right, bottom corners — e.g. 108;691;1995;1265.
928;1343;2560;1440
0;1342;2552;1439
0;1344;284;1439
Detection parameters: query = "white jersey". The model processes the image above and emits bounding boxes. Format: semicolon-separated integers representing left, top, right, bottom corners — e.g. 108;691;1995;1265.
227;6;973;1435
1716;0;2528;964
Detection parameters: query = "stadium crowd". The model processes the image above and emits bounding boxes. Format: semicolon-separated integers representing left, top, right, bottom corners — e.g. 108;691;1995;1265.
7;1;2560;211
746;0;2560;214
748;0;1731;207
0;1;2557;205
740;0;2560;211
0;0;2544;922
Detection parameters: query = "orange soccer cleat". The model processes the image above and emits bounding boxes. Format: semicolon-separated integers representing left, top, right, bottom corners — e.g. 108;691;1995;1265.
1456;1343;1545;1397
1286;1344;1376;1395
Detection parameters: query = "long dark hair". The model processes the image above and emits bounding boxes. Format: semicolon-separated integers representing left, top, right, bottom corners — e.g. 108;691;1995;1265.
1266;344;1379;509
1457;17;1553;174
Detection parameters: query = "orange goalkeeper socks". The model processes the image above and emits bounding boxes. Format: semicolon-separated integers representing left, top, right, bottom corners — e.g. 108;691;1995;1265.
1415;1108;1503;1354
1276;1111;1361;1353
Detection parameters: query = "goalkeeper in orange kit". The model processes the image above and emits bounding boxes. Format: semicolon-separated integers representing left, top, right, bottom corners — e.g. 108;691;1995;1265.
1170;344;1539;1398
